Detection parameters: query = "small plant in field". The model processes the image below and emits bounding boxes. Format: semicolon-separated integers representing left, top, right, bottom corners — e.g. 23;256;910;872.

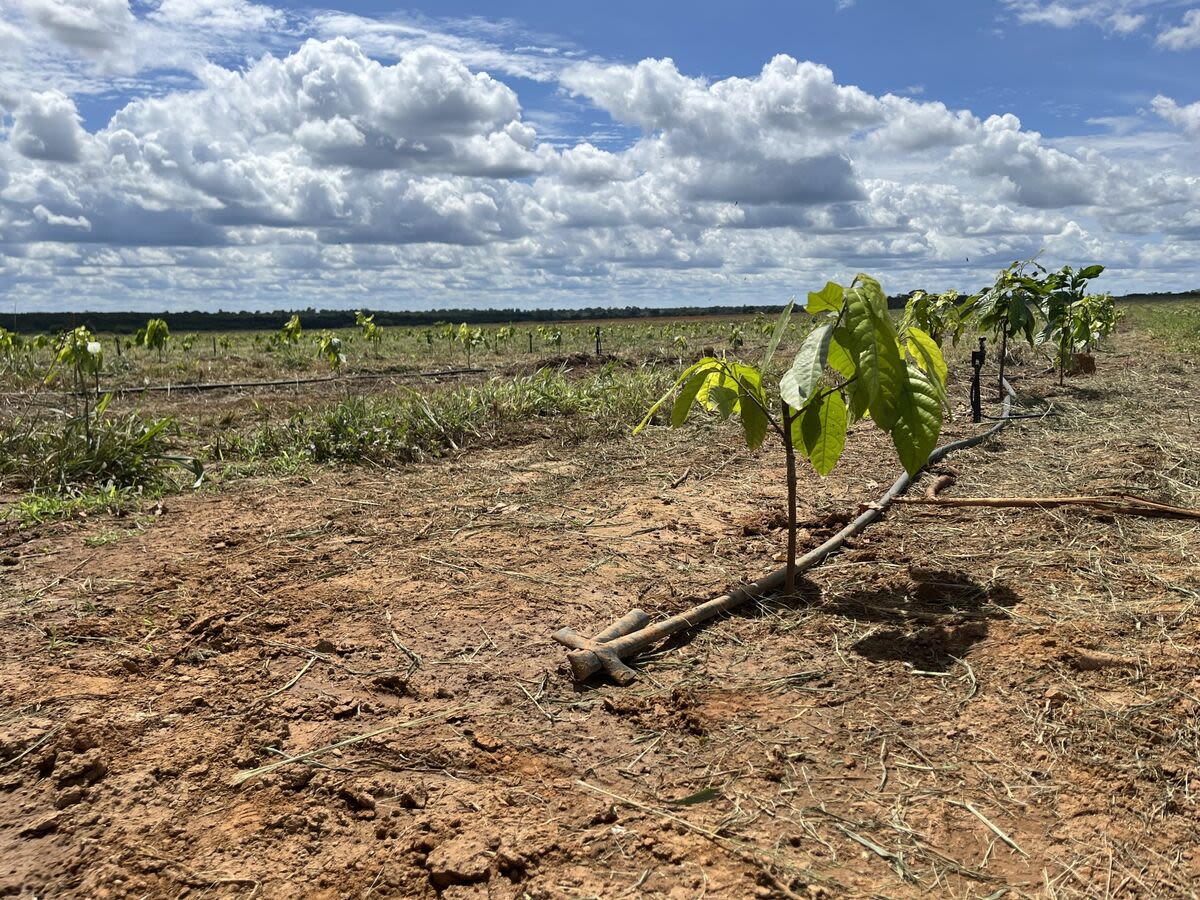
1082;293;1122;347
638;274;949;593
46;327;105;428
970;259;1050;396
496;325;515;353
901;290;969;346
728;325;745;350
278;315;304;346
142;318;171;362
0;327;19;376
0;406;203;496
456;323;484;367
1038;264;1105;383
12;327;203;495
316;332;346;372
355;311;384;356
537;325;563;348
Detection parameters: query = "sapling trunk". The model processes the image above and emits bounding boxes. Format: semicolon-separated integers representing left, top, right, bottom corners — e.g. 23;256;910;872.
781;403;798;594
1059;306;1069;386
998;329;1008;402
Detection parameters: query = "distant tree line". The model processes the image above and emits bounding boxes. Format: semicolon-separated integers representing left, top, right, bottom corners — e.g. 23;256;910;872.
5;289;1196;334
4;304;794;334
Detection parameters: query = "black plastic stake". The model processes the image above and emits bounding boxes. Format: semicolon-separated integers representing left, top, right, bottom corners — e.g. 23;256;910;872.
970;337;987;424
595;327;602;356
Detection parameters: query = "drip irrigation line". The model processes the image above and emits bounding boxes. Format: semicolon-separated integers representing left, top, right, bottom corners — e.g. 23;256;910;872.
554;378;1021;684
88;367;487;396
979;411;1048;420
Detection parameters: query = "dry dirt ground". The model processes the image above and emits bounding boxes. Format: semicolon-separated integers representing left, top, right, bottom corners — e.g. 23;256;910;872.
2;332;1199;899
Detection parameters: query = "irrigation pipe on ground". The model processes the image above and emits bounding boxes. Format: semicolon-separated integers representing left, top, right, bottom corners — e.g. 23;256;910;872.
553;379;1018;685
94;367;486;395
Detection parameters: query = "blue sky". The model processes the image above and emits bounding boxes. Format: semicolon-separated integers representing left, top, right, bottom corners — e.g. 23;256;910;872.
1;0;1198;311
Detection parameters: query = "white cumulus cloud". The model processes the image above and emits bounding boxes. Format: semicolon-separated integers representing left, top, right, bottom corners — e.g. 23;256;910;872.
1157;8;1200;49
0;4;1197;311
10;89;90;162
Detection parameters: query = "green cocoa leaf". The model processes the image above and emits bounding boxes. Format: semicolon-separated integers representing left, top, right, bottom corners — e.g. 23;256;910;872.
854;274;888;317
634;358;719;433
735;366;769;451
806;281;844;314
672;365;720;427
761;299;794;370
865;307;905;431
827;327;856;378
904;327;948;387
800;390;848;476
780;323;833;409
890;363;943;476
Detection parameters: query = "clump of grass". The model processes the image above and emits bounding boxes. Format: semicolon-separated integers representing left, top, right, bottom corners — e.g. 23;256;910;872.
0;407;201;494
4;485;151;526
222;365;671;466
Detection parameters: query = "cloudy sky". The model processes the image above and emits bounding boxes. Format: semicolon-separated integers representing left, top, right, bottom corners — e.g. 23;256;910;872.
1;0;1198;312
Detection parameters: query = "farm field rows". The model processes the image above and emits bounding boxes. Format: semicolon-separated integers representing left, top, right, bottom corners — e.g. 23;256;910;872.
1;302;1199;897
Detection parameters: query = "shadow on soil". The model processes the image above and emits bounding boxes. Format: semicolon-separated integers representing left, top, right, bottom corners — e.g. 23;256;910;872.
826;568;1021;670
575;570;1018;687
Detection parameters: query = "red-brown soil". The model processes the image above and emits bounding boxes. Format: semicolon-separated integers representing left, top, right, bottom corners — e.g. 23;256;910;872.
2;336;1199;898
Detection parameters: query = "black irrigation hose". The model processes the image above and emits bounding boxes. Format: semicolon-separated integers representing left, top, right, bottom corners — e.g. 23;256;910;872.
557;378;1021;683
980;411;1047;420
87;367;487;395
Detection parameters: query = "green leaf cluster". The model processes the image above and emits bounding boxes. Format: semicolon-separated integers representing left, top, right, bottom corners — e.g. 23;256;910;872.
899;290;970;347
1037;266;1111;364
143;318;171;355
970;259;1050;350
46;326;104;386
315;332;345;372
277;314;303;346
356;310;384;346
638;274;951;477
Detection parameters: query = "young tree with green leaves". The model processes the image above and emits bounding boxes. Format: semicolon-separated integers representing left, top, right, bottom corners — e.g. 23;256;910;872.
278;315;303;346
0;327;16;372
496;325;516;354
1039;264;1105;384
46;327;105;437
537;325;563;348
316;332;346;372
355;311;384;356
1079;293;1122;351
143;318;171;362
638;274;949;593
456;323;484;367
971;259;1050;399
900;290;969;347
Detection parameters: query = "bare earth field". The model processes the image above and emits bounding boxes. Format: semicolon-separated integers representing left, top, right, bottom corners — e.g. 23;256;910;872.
2;324;1199;898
